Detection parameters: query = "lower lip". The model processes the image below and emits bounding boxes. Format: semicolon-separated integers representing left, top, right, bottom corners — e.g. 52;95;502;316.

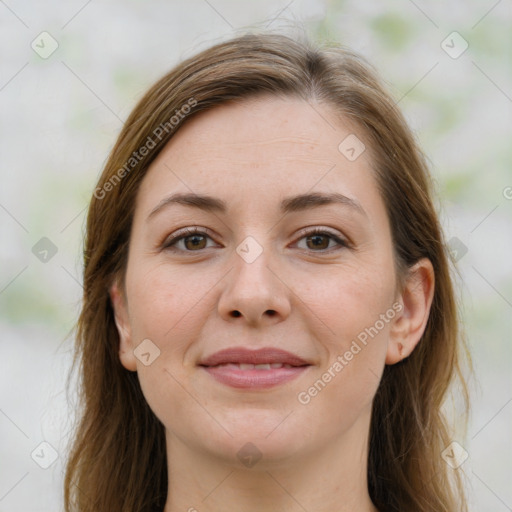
201;364;310;389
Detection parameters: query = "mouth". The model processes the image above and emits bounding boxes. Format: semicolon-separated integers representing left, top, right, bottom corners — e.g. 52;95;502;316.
198;347;312;389
205;362;298;370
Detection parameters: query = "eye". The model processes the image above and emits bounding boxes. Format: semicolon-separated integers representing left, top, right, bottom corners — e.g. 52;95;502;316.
162;226;350;254
162;227;218;252
294;228;349;252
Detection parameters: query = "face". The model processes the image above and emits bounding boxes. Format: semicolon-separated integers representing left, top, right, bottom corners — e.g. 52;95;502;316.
110;96;428;467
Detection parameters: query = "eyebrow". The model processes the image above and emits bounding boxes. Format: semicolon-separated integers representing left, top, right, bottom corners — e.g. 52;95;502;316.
147;191;367;220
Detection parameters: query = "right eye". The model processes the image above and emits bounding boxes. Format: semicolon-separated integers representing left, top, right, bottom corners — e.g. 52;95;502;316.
162;227;218;252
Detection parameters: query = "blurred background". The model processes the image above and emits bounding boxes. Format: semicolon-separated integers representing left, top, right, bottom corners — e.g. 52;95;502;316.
1;0;511;510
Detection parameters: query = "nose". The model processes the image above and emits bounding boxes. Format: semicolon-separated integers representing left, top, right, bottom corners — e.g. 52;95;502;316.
217;240;291;327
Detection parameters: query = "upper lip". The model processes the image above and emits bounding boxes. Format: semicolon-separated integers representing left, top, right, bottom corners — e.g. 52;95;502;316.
199;347;311;367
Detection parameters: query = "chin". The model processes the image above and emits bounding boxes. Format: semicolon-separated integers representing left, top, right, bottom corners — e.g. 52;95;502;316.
199;409;309;463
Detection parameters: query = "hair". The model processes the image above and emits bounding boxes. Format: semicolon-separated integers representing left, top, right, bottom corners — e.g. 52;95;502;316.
64;31;471;511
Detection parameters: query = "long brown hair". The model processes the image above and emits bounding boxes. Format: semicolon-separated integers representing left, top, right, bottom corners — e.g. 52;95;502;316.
64;31;471;511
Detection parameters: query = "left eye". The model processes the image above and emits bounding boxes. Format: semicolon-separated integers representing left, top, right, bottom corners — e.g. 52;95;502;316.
295;229;348;252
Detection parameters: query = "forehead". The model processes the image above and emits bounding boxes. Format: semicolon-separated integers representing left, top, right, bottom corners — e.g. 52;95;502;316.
160;95;359;163
135;95;382;219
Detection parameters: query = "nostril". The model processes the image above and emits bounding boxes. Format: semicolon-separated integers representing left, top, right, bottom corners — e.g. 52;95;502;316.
230;309;276;318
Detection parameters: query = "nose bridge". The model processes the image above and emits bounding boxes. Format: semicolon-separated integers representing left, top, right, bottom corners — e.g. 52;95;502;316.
217;231;291;324
232;233;276;296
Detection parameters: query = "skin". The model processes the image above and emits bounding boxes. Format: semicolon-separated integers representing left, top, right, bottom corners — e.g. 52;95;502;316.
110;96;434;512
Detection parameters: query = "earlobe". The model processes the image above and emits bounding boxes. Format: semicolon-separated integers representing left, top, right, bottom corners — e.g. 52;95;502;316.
385;258;435;365
109;281;137;372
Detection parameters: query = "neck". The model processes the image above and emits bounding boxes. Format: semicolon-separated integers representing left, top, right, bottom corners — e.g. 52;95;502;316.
163;410;379;512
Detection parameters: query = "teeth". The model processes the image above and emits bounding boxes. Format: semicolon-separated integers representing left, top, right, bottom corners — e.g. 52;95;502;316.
213;362;294;370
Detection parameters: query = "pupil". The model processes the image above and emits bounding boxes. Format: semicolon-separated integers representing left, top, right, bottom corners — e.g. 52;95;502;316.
308;235;328;249
186;235;205;250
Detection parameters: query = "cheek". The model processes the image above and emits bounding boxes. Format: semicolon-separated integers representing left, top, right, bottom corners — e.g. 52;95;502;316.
294;259;395;403
296;280;394;434
126;261;211;343
297;257;396;342
125;262;207;426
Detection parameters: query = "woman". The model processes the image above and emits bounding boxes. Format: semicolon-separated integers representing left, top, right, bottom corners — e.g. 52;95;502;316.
64;32;470;511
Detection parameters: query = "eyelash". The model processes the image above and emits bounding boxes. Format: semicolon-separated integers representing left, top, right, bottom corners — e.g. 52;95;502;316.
162;226;350;254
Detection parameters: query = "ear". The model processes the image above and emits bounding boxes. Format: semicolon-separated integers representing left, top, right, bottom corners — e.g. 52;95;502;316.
386;258;435;365
109;281;137;371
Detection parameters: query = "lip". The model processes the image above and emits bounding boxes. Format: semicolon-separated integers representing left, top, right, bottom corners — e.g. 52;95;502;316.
199;347;310;366
198;347;311;389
